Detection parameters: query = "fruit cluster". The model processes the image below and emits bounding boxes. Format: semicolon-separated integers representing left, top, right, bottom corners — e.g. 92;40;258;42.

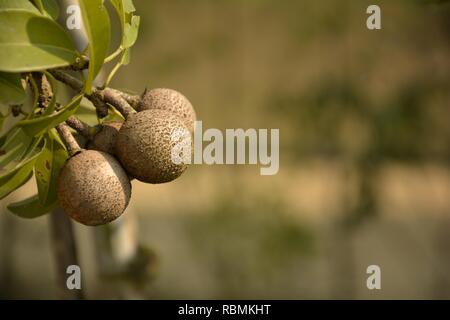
57;88;196;226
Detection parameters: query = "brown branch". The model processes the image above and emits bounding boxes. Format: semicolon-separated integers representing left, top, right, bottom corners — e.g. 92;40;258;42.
56;123;81;156
49;70;141;119
48;69;83;92
66;116;90;138
116;90;140;109
48;70;109;118
101;88;136;118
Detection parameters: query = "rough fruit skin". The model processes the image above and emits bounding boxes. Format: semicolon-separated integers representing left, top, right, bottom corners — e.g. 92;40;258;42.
137;88;196;133
87;121;122;155
115;109;190;184
57;150;131;226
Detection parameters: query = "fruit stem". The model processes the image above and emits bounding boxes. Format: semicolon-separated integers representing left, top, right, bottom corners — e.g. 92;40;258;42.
48;70;138;118
66;116;91;138
56;123;82;156
48;69;83;91
101;88;136;118
116;90;140;109
49;207;84;300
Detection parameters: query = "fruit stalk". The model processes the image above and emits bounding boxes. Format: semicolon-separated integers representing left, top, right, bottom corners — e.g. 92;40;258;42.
56;123;81;156
48;70;109;117
66;116;91;138
101;88;136;118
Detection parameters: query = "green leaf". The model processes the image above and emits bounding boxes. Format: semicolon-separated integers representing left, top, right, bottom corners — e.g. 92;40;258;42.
0;72;26;104
123;15;140;49
31;0;44;13
120;48;131;65
17;94;82;136
42;0;59;20
0;112;6;131
35;133;67;206
7;194;56;219
110;0;135;29
122;0;135;13
79;0;111;93
0;10;78;72
0;0;40;13
0;169;33;200
0;137;45;200
0;127;32;168
110;0;139;49
75;101;99;125
0;135;43;178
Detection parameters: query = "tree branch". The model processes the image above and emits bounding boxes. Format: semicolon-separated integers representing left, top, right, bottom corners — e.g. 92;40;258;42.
116;90;140;109
66;116;91;138
56;123;81;156
101;88;136;118
48;69;83;91
48;70;109;118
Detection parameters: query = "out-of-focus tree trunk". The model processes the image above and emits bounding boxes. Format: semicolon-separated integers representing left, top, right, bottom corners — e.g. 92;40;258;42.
49;207;83;300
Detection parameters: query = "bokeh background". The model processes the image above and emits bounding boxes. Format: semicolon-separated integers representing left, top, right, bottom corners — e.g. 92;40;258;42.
1;0;450;299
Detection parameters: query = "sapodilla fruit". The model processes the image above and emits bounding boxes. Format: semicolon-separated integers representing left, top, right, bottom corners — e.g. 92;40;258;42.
57;150;131;226
87;121;122;155
115;109;191;184
137;88;196;133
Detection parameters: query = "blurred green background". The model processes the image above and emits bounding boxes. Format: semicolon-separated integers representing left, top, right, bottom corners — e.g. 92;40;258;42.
1;0;450;299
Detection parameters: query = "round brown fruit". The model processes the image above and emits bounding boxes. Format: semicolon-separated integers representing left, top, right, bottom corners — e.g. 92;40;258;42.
87;121;122;155
115;109;191;184
57;150;132;226
137;88;196;134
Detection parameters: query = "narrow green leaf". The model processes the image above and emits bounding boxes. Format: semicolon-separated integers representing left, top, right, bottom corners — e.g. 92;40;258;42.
0;112;5;131
31;0;59;20
109;0;139;51
17;94;82;136
7;194;56;219
120;48;131;65
31;0;44;13
0;169;33;200
42;0;59;20
35;134;68;206
123;15;140;49
0;137;45;200
0;0;40;13
0;11;78;72
79;0;111;93
122;0;135;14
110;0;132;29
0;135;43;180
0;127;32;168
0;72;26;104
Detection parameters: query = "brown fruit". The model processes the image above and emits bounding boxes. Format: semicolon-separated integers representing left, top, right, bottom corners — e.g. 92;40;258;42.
137;88;196;133
57;150;131;226
115;109;191;184
87;121;122;155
